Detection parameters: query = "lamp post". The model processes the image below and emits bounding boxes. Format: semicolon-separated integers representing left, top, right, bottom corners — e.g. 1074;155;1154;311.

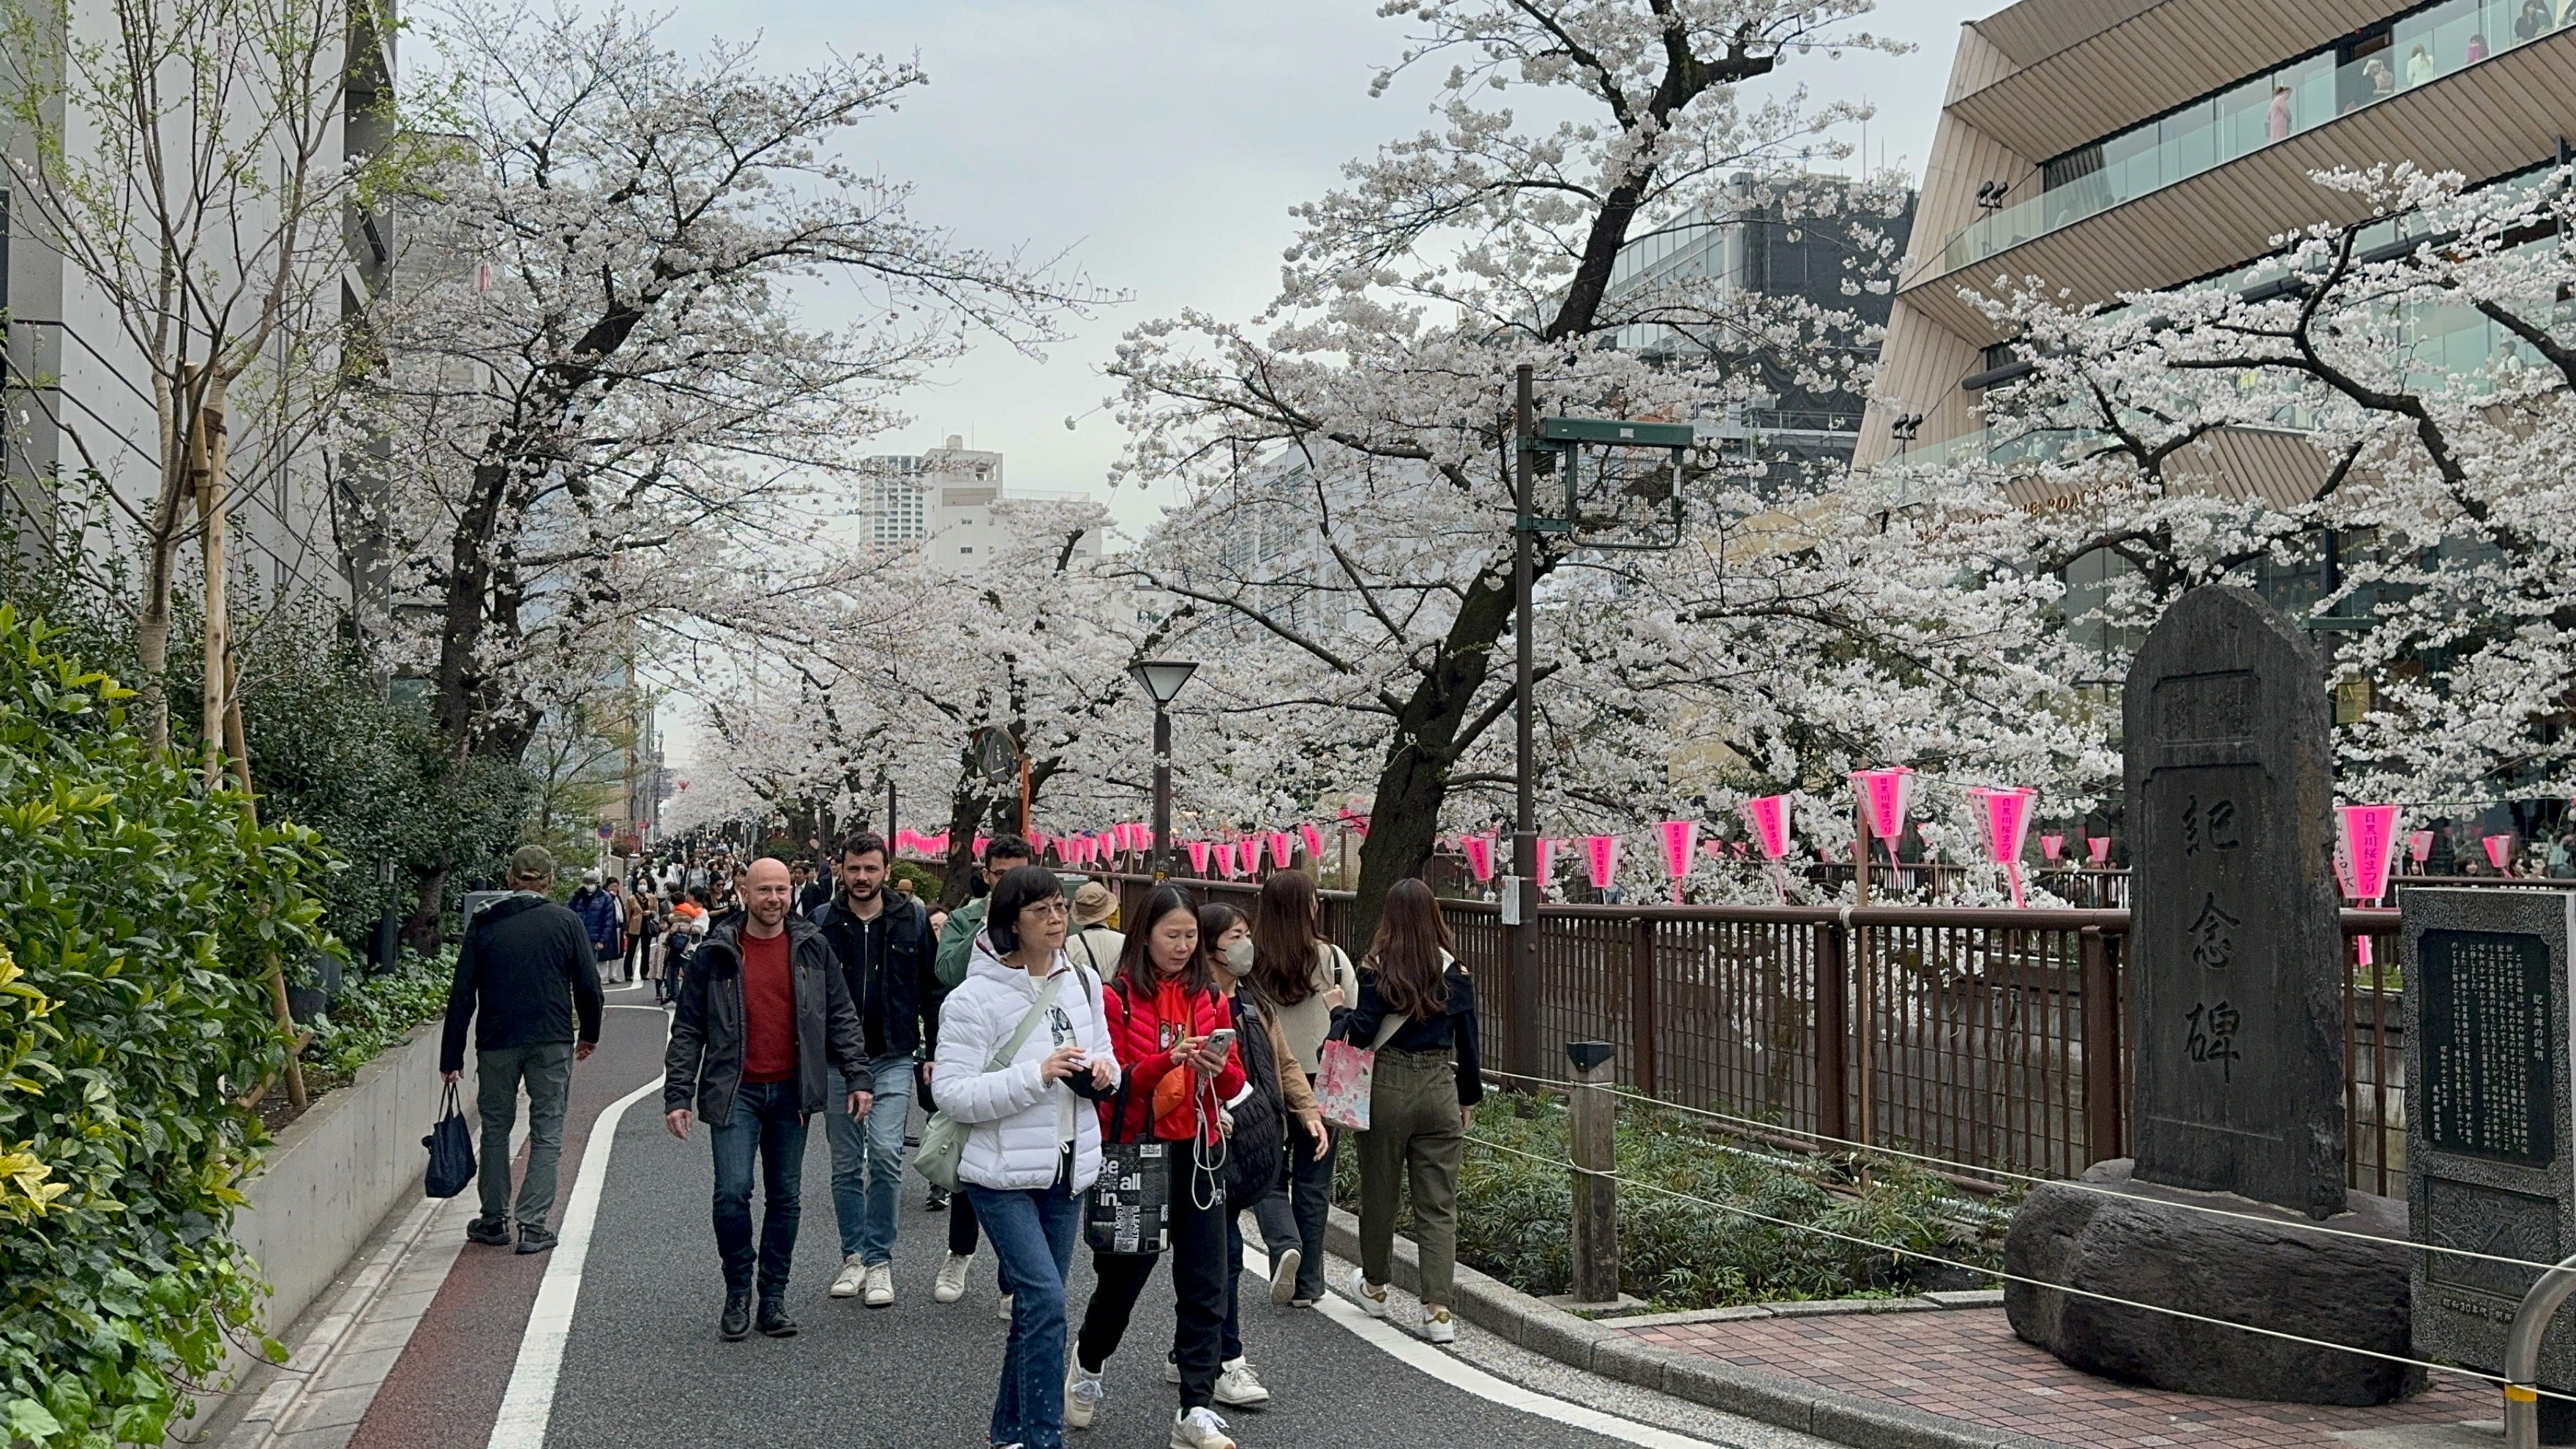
1129;659;1199;878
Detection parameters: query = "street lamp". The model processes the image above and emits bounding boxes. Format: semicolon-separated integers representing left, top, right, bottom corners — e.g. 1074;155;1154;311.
1129;659;1199;877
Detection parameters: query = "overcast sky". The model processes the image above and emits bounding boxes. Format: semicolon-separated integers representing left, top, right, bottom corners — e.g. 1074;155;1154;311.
653;0;1992;539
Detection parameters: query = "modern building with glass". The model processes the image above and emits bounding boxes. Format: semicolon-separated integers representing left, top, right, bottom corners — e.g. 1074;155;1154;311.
1859;0;2576;471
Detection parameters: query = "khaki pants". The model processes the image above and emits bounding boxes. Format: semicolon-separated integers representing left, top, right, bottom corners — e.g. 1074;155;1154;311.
1357;1047;1464;1308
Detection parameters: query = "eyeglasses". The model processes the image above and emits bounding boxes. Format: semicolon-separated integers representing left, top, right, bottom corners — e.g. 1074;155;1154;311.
1020;900;1071;920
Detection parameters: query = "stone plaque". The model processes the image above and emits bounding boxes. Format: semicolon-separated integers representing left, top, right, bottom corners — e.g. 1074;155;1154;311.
2124;586;2347;1220
2408;887;2576;1387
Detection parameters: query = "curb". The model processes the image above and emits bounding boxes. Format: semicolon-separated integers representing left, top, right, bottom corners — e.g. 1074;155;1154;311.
1324;1207;2065;1449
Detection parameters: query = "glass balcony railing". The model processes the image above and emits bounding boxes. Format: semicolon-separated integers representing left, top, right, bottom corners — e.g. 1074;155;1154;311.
1934;0;2554;279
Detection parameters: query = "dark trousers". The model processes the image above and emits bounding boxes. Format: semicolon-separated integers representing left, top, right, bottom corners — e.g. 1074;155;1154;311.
1223;1209;1246;1361
1254;1080;1336;1301
950;1183;981;1255
709;1079;806;1300
1075;1158;1227;1408
624;933;648;981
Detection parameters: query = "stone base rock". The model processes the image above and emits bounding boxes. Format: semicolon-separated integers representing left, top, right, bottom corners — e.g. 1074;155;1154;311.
2004;1158;2419;1406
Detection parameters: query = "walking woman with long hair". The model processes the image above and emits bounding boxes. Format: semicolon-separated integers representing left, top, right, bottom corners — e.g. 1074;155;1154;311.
930;865;1119;1449
1246;870;1356;1306
1067;884;1251;1449
1339;876;1480;1342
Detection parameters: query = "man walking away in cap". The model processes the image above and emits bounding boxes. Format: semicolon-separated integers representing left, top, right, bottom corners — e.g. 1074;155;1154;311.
440;845;604;1254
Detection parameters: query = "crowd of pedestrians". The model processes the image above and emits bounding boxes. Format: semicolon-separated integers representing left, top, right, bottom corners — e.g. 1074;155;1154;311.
445;831;1477;1449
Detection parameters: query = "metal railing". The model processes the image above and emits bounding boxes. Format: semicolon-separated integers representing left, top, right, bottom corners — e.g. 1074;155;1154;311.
1107;871;2414;1189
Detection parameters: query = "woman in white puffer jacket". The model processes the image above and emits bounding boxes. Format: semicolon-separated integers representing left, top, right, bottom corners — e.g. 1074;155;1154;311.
932;865;1118;1449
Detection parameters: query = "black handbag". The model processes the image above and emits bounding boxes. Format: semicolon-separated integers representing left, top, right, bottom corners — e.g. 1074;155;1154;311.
1222;996;1289;1207
1085;1004;1172;1255
423;1083;475;1198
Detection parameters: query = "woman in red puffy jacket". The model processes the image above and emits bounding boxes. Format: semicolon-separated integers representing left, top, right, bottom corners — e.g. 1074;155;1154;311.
1067;884;1251;1449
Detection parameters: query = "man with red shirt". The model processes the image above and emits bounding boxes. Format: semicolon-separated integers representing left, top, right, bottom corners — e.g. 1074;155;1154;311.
663;857;872;1341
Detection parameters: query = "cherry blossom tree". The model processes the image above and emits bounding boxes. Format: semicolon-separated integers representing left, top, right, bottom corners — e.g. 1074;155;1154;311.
1946;161;2576;822
366;1;1107;764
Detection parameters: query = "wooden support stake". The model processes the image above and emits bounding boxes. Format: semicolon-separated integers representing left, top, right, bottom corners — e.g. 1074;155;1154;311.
1568;1041;1620;1305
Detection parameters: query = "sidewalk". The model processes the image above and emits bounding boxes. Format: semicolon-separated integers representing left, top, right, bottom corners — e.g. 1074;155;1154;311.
1618;1306;2493;1449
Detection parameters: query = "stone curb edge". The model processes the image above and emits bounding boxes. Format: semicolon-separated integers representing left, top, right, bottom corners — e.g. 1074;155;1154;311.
1323;1206;2067;1449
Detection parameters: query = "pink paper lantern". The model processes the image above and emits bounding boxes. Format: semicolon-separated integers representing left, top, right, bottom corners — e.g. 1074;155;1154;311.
2086;836;2111;865
1269;831;1295;870
1187;840;1213;875
1461;834;1496;882
2407;830;2434;865
1536;837;1559;888
1583;834;1621;891
2484;834;2515;871
1701;838;1726;860
1967;787;2037;907
1740;795;1793;860
1299;822;1326;861
1655;820;1699;902
2040;834;2064;862
2337;806;2401;904
1849;768;1913;854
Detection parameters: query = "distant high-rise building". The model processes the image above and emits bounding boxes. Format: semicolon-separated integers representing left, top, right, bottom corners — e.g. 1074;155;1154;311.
861;453;932;547
866;435;1101;575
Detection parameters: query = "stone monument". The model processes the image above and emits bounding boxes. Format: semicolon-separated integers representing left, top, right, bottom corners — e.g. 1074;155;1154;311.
2006;585;2416;1405
2408;886;2576;1437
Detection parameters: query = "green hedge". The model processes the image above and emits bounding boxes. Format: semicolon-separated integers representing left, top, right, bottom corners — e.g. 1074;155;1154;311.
1341;1098;2007;1310
0;608;337;1447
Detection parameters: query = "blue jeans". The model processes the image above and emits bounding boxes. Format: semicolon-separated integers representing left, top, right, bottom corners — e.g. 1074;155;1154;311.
828;1057;914;1263
709;1079;807;1299
967;1169;1081;1449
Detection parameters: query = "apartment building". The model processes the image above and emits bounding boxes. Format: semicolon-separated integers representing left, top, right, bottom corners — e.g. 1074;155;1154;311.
1860;0;2576;479
866;435;1104;575
1607;173;1915;482
1;0;394;607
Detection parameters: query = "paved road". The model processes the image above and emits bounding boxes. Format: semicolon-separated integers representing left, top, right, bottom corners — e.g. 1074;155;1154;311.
533;1000;1675;1449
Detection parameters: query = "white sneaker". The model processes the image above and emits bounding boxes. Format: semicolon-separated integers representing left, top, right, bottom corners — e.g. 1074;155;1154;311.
1421;1305;1456;1344
1066;1363;1104;1429
997;1292;1014;1322
933;1251;972;1303
1344;1264;1389;1318
1267;1248;1300;1306
862;1261;895;1307
1169;1407;1237;1449
828;1254;866;1299
1164;1358;1181;1385
1213;1357;1270;1408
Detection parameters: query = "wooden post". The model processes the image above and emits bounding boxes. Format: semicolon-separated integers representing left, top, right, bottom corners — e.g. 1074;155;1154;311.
1567;1040;1620;1305
1630;915;1657;1099
2081;924;2121;1164
1816;920;1849;1144
1853;782;1873;907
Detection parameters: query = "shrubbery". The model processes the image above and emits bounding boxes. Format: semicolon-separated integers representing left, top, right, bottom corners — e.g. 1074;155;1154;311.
300;950;457;1077
0;609;338;1447
1342;1097;2007;1309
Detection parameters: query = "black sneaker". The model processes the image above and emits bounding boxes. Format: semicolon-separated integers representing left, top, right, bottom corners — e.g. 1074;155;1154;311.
515;1226;558;1255
925;1186;948;1213
756;1299;798;1338
720;1291;753;1341
466;1218;512;1247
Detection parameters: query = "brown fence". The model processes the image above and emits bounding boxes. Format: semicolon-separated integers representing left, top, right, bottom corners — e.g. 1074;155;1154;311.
1107;872;2412;1191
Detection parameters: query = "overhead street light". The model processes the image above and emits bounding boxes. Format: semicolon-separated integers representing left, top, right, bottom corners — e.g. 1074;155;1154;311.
1129;659;1200;877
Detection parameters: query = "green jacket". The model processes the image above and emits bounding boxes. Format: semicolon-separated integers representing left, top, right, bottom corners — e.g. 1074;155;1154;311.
933;895;987;990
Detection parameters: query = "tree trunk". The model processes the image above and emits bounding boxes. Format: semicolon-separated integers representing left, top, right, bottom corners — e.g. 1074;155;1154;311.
193;377;232;785
1347;564;1516;943
435;460;512;757
403;867;450;954
938;762;995;908
135;374;192;753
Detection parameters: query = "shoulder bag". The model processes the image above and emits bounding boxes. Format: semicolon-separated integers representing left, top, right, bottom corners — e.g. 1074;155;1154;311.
422;1083;476;1199
1086;983;1173;1255
913;973;1064;1193
1314;1008;1407;1132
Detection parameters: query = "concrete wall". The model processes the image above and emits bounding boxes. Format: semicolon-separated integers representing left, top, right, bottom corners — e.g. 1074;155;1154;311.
236;1022;464;1345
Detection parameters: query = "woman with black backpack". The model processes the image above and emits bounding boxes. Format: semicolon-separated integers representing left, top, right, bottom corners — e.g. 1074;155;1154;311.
1194;902;1322;1409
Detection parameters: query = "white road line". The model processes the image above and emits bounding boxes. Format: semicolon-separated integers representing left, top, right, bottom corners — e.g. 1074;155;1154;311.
487;1006;667;1449
1238;1241;1718;1448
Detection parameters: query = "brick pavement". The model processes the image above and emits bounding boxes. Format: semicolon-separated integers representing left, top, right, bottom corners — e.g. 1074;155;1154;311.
1622;1306;2495;1449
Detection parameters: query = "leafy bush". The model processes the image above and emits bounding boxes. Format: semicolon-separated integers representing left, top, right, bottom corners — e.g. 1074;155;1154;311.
1340;1098;2008;1310
0;609;338;1447
300;951;457;1077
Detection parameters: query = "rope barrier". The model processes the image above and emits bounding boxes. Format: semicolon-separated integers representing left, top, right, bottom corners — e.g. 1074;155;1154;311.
1460;1131;2575;1404
1472;1066;2569;1275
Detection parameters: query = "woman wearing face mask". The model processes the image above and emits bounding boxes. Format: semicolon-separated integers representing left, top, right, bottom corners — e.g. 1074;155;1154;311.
1067;886;1251;1449
1185;902;1321;1409
1245;870;1355;1306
